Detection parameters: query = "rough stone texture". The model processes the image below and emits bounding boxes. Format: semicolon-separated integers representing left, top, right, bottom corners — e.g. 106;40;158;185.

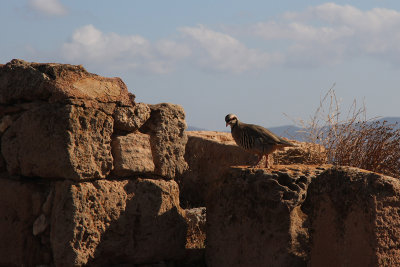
180;131;257;207
206;165;328;267
0;59;148;180
303;167;400;267
0;114;13;133
3;163;399;267
141;103;188;179
186;131;325;166
180;131;325;207
185;207;206;249
0;59;133;105
50;178;187;266
206;164;400;267
0;59;202;266
0;114;14;172
111;132;155;177
114;103;151;132
183;207;207;267
0;175;205;267
1;103;114;180
0;176;52;267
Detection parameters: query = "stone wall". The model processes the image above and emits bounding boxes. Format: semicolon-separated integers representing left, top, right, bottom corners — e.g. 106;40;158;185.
0;59;200;266
2;59;400;267
181;131;400;267
205;165;400;267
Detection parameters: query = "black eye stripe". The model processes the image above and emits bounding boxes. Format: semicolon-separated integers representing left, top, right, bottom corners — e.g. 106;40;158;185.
225;114;237;122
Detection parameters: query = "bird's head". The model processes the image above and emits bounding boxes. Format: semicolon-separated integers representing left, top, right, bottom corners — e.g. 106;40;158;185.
225;113;238;128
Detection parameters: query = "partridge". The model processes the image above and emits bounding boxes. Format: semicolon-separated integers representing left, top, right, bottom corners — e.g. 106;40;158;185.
225;113;294;168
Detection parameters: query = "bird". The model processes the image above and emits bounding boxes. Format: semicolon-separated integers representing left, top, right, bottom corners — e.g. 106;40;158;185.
225;113;295;168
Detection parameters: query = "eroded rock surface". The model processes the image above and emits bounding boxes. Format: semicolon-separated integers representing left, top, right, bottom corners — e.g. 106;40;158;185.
206;165;328;267
111;132;155;176
0;59;133;105
141;103;188;179
180;131;325;207
206;164;400;267
2;104;114;180
113;103;151;132
304;167;400;267
0;59;190;182
0;59;138;180
180;131;257;207
51;178;187;266
185;207;206;249
0;59;196;266
0;177;52;267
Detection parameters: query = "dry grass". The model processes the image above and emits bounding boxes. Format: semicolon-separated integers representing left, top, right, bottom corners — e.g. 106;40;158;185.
294;86;400;178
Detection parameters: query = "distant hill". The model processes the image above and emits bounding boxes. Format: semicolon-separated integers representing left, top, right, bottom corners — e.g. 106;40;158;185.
187;117;400;141
270;117;400;141
375;117;400;126
268;125;303;139
187;124;305;139
187;125;208;131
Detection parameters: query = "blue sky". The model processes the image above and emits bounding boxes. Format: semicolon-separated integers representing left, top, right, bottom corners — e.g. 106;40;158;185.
1;0;400;131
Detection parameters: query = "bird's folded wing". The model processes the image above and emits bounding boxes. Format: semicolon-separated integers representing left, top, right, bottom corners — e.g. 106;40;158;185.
242;124;282;144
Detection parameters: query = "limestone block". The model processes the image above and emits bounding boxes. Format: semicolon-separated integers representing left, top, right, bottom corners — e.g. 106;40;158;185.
113;103;151;132
111;132;155;177
304;167;400;267
180;131;257;207
0;59;133;105
141;103;188;179
50;178;187;266
185;207;206;249
0;177;51;266
180;131;324;207
206;165;327;267
1;104;113;180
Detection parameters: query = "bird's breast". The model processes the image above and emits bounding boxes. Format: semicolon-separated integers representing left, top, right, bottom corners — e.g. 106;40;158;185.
232;129;255;150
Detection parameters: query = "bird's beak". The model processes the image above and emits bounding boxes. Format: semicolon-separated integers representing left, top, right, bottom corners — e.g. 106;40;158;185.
226;122;229;127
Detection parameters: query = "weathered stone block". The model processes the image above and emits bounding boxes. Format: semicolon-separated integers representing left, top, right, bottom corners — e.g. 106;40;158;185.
50;178;187;266
180;131;257;207
111;132;155;177
0;59;133;105
180;131;324;207
206;165;326;267
207;165;400;267
113;103;151;132
1;103;113;180
185;207;206;249
141;103;188;179
0;177;52;266
304;167;400;267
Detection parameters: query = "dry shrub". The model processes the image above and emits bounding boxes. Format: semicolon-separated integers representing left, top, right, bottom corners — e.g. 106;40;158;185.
272;140;327;165
296;86;400;178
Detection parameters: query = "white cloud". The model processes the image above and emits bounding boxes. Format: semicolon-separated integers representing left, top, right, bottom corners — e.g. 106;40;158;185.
251;21;354;43
28;0;67;16
62;24;277;74
250;3;400;67
179;25;280;73
61;25;190;74
59;4;400;74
